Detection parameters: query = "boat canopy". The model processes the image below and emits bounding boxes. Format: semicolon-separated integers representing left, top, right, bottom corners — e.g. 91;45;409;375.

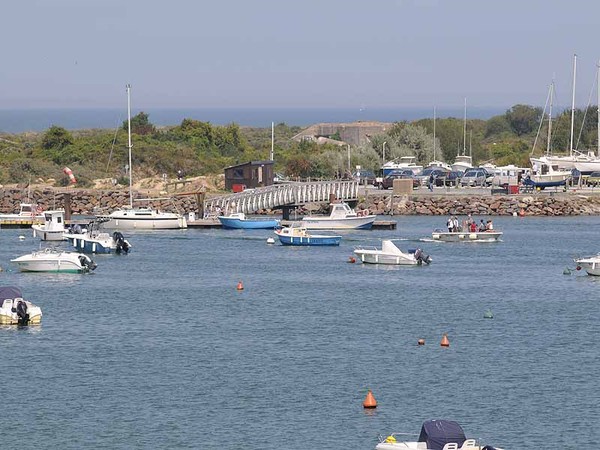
418;419;466;450
0;286;24;301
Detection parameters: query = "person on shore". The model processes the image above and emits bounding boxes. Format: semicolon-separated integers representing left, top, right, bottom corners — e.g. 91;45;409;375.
428;173;435;192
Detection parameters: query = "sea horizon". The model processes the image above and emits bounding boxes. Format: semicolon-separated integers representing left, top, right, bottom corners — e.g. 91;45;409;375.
0;106;508;133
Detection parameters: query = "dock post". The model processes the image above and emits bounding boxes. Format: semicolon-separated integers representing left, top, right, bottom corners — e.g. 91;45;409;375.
63;193;72;221
196;192;205;219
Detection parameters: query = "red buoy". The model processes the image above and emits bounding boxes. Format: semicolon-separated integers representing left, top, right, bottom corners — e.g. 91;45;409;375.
363;390;377;408
348;256;356;263
418;338;425;346
440;333;450;347
236;281;244;291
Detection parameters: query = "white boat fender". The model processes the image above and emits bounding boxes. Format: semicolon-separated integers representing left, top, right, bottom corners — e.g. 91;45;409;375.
266;237;275;244
18;235;26;241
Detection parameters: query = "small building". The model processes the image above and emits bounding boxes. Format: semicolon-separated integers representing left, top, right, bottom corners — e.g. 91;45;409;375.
224;160;274;191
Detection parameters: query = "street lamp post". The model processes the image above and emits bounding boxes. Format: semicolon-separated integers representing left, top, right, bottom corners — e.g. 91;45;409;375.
382;141;387;165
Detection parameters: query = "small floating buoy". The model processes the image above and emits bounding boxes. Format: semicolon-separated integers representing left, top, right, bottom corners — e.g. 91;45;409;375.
363;390;377;408
440;333;450;347
576;266;582;271
563;267;572;275
417;338;425;346
18;235;25;241
236;281;244;291
348;256;356;263
483;309;494;319
266;237;275;244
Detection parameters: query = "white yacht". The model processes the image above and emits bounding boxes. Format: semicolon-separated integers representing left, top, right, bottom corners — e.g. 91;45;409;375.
301;202;375;230
382;156;423;176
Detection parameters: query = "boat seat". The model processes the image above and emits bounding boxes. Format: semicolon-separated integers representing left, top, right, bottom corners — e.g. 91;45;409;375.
442;444;459;450
461;439;478;449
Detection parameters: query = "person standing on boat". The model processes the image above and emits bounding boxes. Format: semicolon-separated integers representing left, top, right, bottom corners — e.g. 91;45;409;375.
447;216;453;232
452;216;459;232
486;219;494;231
479;219;486;232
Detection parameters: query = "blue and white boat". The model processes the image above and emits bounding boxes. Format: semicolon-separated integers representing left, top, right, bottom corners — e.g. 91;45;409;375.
64;219;131;254
218;212;280;229
274;225;341;246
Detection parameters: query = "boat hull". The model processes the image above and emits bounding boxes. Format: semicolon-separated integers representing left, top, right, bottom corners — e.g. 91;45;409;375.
98;213;187;230
218;217;279;229
354;251;418;265
301;215;376;230
432;231;502;242
65;235;116;254
11;251;95;273
277;234;341;246
32;228;65;241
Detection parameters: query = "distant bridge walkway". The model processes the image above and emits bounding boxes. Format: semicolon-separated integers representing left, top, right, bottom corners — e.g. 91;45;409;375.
204;180;359;215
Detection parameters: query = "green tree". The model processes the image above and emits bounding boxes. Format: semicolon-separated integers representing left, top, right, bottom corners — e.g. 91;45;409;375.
123;112;156;135
41;125;73;150
484;115;512;138
505;104;542;137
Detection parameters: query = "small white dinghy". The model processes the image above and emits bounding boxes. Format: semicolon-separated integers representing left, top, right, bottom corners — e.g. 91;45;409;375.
0;286;42;325
354;239;431;265
11;248;97;273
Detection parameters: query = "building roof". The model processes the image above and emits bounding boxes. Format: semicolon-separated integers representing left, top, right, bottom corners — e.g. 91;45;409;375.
224;160;274;170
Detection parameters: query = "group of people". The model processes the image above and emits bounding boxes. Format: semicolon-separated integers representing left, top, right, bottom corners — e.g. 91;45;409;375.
446;214;494;233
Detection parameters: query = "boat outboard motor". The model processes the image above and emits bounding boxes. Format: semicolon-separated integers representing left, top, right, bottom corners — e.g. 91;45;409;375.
113;231;130;254
79;255;97;272
16;300;29;325
414;248;432;265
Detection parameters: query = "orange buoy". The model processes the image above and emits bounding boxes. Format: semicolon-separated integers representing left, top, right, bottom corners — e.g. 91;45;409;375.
440;333;450;347
363;390;377;408
236;281;244;291
418;338;425;346
348;256;356;263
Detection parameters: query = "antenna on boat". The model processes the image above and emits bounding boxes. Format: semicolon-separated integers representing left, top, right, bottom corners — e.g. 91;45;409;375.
570;54;577;157
597;60;600;157
126;84;133;209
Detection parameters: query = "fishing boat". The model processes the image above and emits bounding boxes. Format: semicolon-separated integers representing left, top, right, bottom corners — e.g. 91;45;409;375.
575;254;600;276
375;419;503;450
0;286;42;326
274;225;341;246
32;210;66;241
97;85;187;230
432;229;503;242
0;203;45;223
64;219;131;254
354;239;431;265
11;248;97;273
301;202;375;230
218;212;280;229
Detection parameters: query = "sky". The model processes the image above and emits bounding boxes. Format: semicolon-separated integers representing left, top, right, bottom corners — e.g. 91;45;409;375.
1;0;599;112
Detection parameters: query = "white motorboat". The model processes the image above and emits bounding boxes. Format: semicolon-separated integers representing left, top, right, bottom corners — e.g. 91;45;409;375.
432;230;503;242
11;248;97;273
32;210;66;241
0;203;45;223
301;202;376;230
354;239;431;265
0;286;42;326
382;156;423;177
64;219;132;254
375;419;503;450
575;254;600;276
98;85;187;230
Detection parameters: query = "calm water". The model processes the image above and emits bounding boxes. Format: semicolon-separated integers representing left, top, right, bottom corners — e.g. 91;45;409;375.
2;215;600;449
0;107;503;133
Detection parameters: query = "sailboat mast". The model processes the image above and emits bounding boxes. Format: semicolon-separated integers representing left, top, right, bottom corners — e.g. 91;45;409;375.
463;98;467;156
433;106;436;161
270;121;274;161
597;61;599;157
570;54;577;156
126;84;133;209
547;81;553;156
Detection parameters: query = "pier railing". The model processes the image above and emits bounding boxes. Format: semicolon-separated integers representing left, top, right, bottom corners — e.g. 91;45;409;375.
204;180;359;215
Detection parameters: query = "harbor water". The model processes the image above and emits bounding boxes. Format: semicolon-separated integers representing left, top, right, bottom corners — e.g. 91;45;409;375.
2;215;599;449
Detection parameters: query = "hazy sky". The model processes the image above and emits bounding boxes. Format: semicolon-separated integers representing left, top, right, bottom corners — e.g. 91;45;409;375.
2;0;599;111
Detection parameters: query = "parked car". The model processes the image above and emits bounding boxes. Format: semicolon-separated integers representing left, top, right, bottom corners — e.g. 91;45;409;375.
586;171;600;186
378;169;419;189
460;168;491;187
417;168;449;186
353;170;377;186
436;170;463;187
